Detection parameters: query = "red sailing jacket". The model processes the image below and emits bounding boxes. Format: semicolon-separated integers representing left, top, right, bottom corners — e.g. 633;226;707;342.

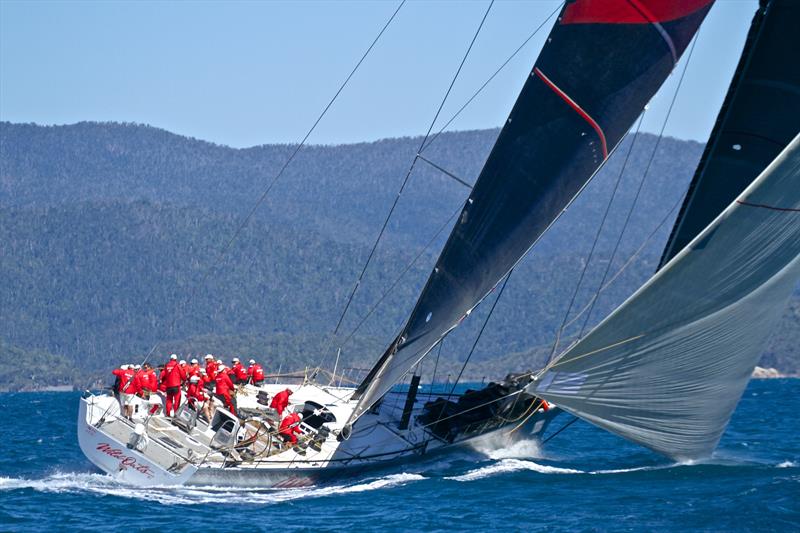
215;371;234;396
113;368;139;394
187;382;207;402
270;389;291;414
206;361;218;380
279;413;302;435
232;363;248;382
248;364;264;382
161;361;185;388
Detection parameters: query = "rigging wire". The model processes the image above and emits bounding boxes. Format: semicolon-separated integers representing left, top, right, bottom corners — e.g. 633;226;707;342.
420;1;564;154
133;0;406;369
316;0;496;374
575;31;702;341
449;269;513;395
545;111;647;364
330;2;564;360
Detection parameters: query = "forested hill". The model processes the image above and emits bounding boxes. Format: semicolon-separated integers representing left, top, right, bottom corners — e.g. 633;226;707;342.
1;121;797;390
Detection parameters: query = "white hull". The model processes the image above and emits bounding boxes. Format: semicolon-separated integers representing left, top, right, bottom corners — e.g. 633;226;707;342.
78;380;559;488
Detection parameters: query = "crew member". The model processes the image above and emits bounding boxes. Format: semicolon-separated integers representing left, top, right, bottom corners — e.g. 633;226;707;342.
160;354;186;417
279;412;303;445
214;364;237;416
270;388;292;416
188;358;201;378
247;359;264;386
231;357;248;384
187;375;213;421
205;354;218;380
112;364;139;420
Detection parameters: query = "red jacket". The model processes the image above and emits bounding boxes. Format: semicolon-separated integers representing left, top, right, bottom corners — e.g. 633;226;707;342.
187;382;207;402
232;363;248;382
113;368;139;394
161;361;185;388
248;364;264;382
135;369;154;392
206;361;218;380
143;369;158;391
215;371;234;396
270;389;292;414
279;413;302;435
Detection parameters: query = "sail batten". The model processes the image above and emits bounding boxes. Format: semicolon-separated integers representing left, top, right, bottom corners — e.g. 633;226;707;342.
349;0;714;424
532;135;800;460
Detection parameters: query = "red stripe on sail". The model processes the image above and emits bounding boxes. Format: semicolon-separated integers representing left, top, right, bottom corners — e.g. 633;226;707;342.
533;68;608;159
562;0;713;25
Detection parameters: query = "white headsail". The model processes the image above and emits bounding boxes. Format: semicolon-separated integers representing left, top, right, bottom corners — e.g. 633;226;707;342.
530;134;800;461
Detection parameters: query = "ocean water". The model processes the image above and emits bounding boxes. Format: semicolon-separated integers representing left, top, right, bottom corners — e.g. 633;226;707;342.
0;379;797;532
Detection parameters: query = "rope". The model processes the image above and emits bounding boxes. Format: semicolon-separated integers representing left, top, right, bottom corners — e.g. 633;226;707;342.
542;415;579;444
131;0;406;371
545;113;646;364
449;269;513;395
575;31;701;338
317;0;496;373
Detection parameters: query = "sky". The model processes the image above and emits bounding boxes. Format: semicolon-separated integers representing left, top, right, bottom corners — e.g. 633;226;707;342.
1;0;758;148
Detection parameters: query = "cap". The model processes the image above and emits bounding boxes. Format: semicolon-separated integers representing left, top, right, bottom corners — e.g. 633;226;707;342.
134;364;141;370
189;375;200;383
216;359;223;365
170;354;178;360
179;360;186;365
297;413;304;419
232;357;240;363
191;358;198;364
120;364;129;370
199;368;206;374
218;364;226;370
249;359;256;365
204;354;213;360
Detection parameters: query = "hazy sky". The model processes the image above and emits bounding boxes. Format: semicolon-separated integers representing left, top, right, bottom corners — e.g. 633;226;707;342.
1;0;757;148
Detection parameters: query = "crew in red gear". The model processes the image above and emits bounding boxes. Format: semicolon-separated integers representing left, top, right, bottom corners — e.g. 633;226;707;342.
188;358;201;378
187;375;213;421
139;363;158;395
160;354;186;417
214;365;237;416
279;412;303;444
270;388;293;416
112;364;139;419
231;358;248;384
205;354;218;381
247;359;265;386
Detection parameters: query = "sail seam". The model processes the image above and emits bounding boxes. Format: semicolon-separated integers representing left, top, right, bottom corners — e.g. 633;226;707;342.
533;67;608;159
625;0;677;64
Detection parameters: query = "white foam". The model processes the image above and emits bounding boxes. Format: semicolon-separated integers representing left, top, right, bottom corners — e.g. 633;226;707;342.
776;461;797;468
0;471;426;505
446;458;583;482
469;434;545;460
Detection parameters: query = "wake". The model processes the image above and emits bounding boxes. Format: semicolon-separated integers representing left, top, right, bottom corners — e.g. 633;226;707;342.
0;471;427;506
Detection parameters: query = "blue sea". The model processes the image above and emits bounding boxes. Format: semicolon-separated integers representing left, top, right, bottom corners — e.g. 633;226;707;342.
0;379;797;532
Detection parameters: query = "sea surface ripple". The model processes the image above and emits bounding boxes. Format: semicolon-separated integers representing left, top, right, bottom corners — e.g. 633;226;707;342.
0;379;797;532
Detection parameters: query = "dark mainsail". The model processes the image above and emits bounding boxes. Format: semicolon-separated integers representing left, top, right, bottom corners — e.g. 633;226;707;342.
349;0;714;423
659;0;800;268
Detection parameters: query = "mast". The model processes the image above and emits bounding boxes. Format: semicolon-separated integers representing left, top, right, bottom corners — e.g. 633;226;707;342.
348;0;715;425
659;0;800;268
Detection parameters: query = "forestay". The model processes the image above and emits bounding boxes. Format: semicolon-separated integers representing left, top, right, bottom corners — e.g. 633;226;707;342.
349;0;714;424
531;135;800;461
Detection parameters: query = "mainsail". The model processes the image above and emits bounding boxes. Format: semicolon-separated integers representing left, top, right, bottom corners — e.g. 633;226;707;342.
350;0;714;423
659;0;800;267
531;134;800;461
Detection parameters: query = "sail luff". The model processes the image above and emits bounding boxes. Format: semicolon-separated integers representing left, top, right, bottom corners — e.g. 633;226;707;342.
659;0;800;268
532;134;800;460
348;0;715;425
